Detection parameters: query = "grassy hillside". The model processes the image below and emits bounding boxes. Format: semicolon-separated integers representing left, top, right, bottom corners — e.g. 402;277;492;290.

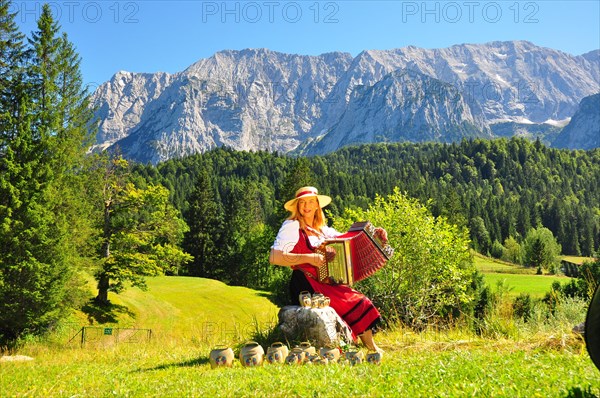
78;276;280;344
474;255;568;298
3;271;599;397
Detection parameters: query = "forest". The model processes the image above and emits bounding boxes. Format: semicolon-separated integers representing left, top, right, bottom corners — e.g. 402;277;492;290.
1;0;599;346
132;139;600;283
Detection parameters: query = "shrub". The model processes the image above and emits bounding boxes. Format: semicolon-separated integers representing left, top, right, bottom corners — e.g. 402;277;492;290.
513;293;533;322
331;188;475;330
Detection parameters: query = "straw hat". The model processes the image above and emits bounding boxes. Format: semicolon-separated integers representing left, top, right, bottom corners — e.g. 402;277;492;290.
284;186;332;212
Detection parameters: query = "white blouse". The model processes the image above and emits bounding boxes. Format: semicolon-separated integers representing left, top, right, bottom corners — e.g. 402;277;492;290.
271;220;341;252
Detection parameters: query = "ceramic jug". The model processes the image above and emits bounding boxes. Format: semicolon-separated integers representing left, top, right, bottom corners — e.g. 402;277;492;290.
299;291;312;307
266;342;289;364
285;347;305;364
299;341;316;360
239;341;264;367
345;349;365;365
320;346;341;363
209;346;235;368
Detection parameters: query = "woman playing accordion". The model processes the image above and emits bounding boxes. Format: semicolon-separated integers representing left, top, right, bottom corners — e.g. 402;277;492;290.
269;186;387;359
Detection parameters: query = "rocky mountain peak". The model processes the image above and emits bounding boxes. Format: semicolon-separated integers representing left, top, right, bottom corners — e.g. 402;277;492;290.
90;41;600;163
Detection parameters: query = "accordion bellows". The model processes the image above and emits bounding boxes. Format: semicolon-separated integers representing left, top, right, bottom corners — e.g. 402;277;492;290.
316;221;394;285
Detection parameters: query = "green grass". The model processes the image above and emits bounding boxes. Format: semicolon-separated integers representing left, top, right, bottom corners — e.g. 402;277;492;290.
562;256;596;265
474;255;569;298
474;254;536;275
2;333;598;397
72;276;280;346
482;273;567;298
2;274;599;397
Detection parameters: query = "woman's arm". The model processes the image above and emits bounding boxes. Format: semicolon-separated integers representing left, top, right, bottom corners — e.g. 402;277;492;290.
269;248;325;269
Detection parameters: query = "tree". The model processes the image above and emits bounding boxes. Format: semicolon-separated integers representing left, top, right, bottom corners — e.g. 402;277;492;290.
89;155;192;304
469;216;491;254
502;236;523;265
0;0;27;148
0;3;92;344
182;166;224;278
523;227;562;274
332;188;475;329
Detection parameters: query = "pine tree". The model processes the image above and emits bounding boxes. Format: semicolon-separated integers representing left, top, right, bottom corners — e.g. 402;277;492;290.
0;0;27;146
182;166;224;277
0;3;93;344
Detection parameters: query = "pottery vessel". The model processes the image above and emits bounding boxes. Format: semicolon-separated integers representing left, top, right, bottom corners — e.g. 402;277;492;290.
311;293;325;308
320;346;340;363
285;347;305;364
299;291;312;307
209;346;235;368
366;351;382;365
239;341;264;367
299;341;316;360
266;342;289;364
345;350;365;365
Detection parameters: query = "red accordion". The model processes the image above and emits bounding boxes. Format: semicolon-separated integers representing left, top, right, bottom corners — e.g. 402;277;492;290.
316;221;394;285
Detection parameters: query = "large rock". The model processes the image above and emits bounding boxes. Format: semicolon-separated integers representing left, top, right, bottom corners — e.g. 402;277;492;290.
278;305;353;348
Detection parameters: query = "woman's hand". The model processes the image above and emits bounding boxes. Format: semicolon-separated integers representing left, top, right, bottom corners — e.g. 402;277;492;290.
375;227;388;243
325;246;336;262
310;253;327;269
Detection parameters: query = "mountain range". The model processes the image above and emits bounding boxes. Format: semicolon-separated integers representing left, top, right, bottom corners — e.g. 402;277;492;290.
90;41;600;163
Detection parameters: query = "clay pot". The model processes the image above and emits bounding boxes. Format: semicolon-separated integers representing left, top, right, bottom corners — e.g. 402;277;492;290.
239;341;264;367
319;346;341;363
345;349;365;365
209;346;235;368
266;342;289;364
299;341;316;360
285;347;305;364
311;293;325;308
366;351;382;365
299;291;312;307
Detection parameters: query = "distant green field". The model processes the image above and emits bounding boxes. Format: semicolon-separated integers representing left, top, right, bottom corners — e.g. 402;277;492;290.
474;255;569;297
474;255;535;275
482;273;567;298
562;255;596;265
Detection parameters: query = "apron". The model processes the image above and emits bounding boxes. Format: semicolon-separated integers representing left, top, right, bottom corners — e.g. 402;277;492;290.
290;228;381;338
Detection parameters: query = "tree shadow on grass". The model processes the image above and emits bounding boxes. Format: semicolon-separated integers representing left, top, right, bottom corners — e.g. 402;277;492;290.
81;299;136;324
255;290;288;308
136;356;210;372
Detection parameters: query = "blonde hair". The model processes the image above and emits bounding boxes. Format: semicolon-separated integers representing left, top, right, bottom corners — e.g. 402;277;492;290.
287;197;327;233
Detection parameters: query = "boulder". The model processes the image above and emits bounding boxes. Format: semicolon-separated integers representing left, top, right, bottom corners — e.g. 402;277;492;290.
277;305;353;348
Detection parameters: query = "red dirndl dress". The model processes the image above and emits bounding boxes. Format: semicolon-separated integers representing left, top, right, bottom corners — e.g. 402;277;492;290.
289;229;381;339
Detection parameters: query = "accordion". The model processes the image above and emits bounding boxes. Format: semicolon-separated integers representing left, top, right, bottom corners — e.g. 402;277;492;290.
316;221;394;285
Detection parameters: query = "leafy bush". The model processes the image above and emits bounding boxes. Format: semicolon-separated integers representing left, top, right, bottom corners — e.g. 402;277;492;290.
331;188;475;329
523;227;562;274
513;293;533;322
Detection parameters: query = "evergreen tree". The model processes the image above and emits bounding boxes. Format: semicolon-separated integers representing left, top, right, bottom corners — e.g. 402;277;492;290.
523;227;562;274
0;0;27;147
27;3;61;144
182;166;224;278
0;1;90;344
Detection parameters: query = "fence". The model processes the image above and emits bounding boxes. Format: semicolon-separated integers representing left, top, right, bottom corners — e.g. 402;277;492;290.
68;326;152;347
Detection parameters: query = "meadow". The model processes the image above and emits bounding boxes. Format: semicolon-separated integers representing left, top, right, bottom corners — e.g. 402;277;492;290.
474;254;568;298
1;261;599;397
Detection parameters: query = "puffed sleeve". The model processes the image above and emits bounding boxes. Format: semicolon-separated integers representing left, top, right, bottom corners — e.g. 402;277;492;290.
271;220;300;252
322;225;342;239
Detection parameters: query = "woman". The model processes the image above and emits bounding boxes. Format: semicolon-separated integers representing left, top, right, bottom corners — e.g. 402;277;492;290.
270;186;386;356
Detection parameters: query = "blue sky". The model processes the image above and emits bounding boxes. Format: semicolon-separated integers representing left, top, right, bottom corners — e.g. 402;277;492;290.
12;0;600;90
